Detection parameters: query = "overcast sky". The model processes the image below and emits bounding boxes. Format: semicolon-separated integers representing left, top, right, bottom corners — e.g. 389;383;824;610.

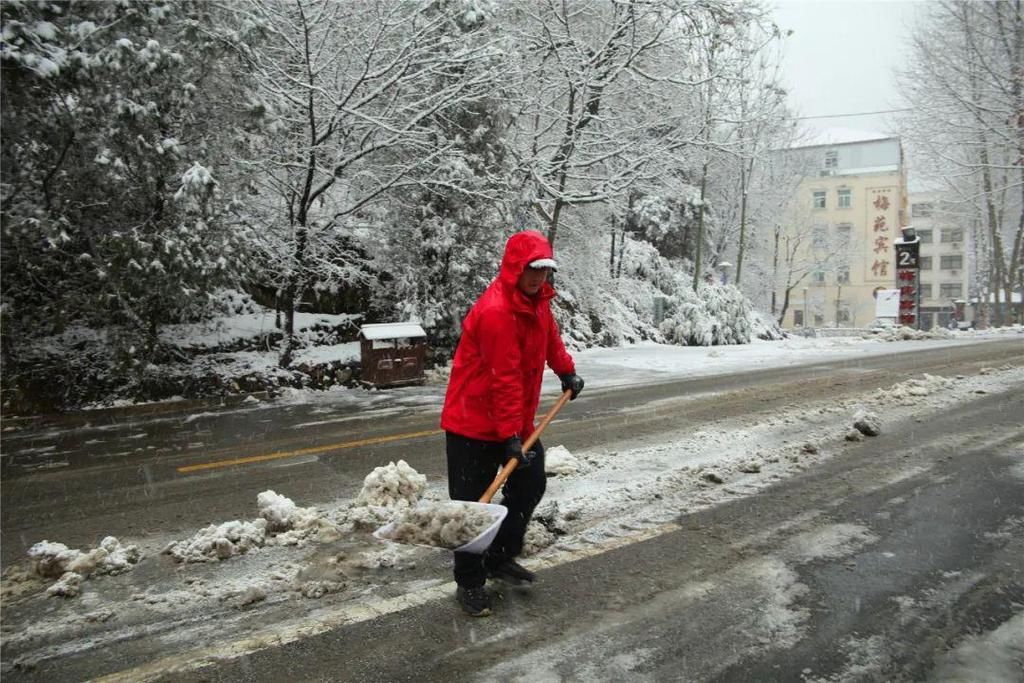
771;0;925;141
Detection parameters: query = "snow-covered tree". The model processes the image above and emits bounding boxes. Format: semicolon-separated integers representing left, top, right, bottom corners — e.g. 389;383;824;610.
366;9;516;353
755;142;834;324
706;27;789;287
1;0;248;378
504;1;701;248
215;0;504;366
897;0;1023;326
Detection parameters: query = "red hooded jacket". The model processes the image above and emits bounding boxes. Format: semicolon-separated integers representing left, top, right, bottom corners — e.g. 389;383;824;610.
440;230;575;442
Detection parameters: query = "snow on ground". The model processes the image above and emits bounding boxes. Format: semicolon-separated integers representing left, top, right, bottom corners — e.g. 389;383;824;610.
161;311;361;350
1;330;1022;673
927;600;1024;681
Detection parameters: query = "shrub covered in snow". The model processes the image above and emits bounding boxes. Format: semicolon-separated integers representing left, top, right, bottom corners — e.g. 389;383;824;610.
658;283;754;346
553;233;765;349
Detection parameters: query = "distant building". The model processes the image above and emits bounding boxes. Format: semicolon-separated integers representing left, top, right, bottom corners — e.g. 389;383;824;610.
906;192;971;329
777;134;907;329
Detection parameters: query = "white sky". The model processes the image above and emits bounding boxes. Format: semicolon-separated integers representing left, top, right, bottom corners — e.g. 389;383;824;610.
772;0;925;140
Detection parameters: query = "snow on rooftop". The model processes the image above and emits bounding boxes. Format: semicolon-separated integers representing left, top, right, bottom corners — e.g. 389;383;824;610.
359;323;427;340
795;126;894;149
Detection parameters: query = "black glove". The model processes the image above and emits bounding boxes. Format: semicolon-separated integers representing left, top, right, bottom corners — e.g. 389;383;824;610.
559;373;584;400
504;436;536;468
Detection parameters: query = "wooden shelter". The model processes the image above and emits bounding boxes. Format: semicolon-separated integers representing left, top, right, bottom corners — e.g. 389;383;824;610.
358;322;428;388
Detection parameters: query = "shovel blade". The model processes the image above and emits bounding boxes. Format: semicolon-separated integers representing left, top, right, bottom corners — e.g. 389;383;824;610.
372;501;507;554
453;502;507;554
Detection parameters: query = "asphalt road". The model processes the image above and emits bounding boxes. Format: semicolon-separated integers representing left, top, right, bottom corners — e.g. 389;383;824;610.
1;337;1022;681
176;388;1024;683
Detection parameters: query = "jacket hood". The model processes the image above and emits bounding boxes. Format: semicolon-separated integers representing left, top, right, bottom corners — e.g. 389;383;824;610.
498;230;556;289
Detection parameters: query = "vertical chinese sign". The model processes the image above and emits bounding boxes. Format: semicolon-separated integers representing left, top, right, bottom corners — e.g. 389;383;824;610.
894;230;920;328
867;189;895;284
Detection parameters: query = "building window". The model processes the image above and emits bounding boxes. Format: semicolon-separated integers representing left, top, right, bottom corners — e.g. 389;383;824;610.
812;270;826;284
836;266;850;284
940;283;963;299
918;228;932;244
824;150;838;168
920;256;932;270
814;313;824;326
919;283;932;299
912;202;933;217
813;191;826;209
940;255;963;270
837;188;851;208
837;308;851;324
812;226;827;248
836;223;852;244
940;227;964;243
793;309;804;326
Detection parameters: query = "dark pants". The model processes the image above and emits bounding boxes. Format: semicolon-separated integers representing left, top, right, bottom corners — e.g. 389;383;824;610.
446;431;546;588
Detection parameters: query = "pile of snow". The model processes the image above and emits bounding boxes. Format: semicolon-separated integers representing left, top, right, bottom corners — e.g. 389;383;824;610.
546;445;586;476
165;491;343;562
865;325;953;342
28;536;141;579
47;572;84;598
356;544;415;570
163;519;269;563
27;536;141;599
521;500;575;555
257;490;340;545
354;459;427;508
852;409;882;437
258;490;312;532
343;460;430;530
880;374;955;404
523;520;558;555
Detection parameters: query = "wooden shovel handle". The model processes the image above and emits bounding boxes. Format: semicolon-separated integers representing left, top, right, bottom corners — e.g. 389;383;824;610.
479;389;573;504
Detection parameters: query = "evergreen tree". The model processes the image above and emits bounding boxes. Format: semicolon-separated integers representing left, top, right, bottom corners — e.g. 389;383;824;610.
1;0;249;389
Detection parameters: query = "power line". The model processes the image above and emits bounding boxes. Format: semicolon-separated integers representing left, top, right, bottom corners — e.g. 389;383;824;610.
793;108;913;121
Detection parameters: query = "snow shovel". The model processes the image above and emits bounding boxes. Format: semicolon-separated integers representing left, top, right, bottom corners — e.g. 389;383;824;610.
374;388;573;554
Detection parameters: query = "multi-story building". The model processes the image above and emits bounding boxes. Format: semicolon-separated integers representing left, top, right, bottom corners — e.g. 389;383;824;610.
777;135;907;329
906;191;971;329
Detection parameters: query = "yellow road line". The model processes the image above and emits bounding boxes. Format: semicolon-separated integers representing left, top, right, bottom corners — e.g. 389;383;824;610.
176;428;443;474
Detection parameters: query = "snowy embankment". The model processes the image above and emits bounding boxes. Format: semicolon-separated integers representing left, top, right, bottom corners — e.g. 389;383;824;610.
2;360;1021;671
5;288;366;413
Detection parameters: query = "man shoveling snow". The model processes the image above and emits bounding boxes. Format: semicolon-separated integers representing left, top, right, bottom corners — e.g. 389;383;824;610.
439;230;584;617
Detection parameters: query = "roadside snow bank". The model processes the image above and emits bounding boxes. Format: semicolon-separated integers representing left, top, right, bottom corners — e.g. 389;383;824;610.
26;536;141;599
865;326;953;341
163;519;269;563
28;536;140;579
164;490;342;563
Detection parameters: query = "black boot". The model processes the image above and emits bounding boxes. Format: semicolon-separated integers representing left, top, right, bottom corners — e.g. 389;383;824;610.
487;558;535;584
456;585;492;617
